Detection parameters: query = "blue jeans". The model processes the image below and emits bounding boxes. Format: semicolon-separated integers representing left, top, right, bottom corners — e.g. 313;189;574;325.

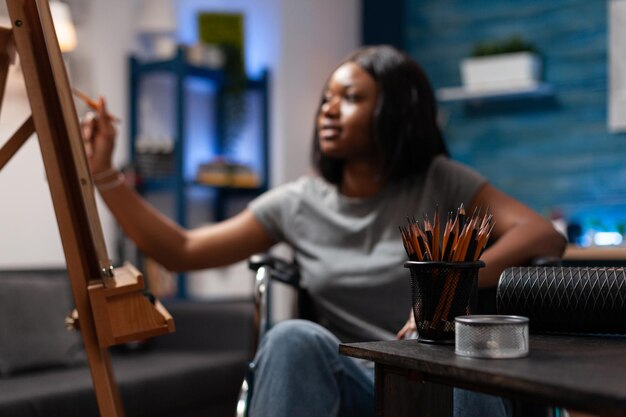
248;319;512;417
248;319;375;417
454;388;513;417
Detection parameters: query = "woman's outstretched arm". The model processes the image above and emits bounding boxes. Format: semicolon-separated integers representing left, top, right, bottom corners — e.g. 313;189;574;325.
84;97;276;272
99;183;275;271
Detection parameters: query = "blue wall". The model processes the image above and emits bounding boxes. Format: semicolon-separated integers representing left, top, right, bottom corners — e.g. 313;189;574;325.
406;0;626;239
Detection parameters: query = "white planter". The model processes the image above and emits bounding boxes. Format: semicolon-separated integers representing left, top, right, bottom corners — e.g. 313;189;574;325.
460;52;541;92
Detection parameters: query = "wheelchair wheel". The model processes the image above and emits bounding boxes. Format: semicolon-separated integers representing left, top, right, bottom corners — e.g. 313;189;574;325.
235;362;255;417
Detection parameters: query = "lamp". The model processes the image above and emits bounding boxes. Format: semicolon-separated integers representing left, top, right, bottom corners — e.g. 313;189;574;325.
49;1;77;53
136;0;177;58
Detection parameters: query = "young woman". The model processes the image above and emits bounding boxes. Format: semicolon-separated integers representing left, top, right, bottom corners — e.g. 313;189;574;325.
84;45;566;417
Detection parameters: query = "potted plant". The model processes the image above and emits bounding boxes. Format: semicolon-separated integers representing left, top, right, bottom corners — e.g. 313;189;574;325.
461;35;541;92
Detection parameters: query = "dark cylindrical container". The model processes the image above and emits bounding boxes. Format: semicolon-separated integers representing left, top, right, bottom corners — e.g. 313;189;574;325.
497;266;626;335
405;261;485;344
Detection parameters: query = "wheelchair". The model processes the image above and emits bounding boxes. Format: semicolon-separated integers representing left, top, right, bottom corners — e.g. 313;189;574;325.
235;253;303;417
234;254;563;417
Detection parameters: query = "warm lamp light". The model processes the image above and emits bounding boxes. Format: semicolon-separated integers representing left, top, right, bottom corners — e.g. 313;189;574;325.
50;1;77;53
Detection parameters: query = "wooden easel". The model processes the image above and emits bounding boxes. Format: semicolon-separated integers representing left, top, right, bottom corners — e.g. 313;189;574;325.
0;1;174;416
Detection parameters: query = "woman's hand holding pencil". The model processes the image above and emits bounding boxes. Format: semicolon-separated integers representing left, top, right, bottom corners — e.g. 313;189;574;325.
73;88;121;123
75;89;118;175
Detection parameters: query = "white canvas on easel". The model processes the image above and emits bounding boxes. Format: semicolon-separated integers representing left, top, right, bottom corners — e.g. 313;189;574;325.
0;11;65;268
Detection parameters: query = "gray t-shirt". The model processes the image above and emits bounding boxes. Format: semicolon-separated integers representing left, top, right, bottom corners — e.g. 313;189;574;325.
248;155;486;343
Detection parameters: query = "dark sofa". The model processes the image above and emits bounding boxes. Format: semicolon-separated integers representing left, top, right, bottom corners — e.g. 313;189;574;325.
0;269;255;417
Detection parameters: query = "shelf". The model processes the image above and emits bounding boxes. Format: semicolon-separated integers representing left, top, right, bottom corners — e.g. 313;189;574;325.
128;48;270;299
130;48;268;87
129;49;270;223
436;83;554;104
130;49;224;82
136;177;173;189
190;182;265;195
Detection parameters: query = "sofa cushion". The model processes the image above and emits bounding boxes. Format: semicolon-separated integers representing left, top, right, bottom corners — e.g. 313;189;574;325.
0;349;249;417
0;271;85;376
114;350;248;416
153;299;256;351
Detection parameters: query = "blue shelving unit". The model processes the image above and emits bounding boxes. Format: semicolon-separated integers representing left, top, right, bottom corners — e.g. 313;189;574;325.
128;47;270;297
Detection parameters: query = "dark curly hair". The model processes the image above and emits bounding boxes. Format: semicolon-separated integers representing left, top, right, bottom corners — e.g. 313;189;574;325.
312;45;449;185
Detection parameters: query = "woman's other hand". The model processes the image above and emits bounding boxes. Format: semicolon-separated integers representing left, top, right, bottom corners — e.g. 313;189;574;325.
396;310;417;340
81;96;117;174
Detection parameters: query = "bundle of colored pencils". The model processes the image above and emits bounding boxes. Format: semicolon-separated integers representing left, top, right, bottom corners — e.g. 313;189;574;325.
399;204;495;262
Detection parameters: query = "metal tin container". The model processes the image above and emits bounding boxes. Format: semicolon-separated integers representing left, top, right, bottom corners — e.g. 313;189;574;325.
455;315;529;359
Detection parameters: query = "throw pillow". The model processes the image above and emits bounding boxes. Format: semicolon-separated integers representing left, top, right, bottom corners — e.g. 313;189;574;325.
0;271;85;376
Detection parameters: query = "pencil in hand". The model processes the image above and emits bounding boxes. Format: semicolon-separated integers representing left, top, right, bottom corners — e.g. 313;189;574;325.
72;88;121;123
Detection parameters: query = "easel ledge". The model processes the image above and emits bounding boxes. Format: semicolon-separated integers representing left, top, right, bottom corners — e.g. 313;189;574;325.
89;263;175;348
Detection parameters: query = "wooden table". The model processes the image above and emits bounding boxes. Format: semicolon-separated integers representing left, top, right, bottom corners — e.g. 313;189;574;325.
563;245;626;266
340;335;626;417
563;245;626;261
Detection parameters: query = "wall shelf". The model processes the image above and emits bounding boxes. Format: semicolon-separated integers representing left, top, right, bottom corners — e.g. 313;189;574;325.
129;48;270;224
436;83;555;104
128;47;270;298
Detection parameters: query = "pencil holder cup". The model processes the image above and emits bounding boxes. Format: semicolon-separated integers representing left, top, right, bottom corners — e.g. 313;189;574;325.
405;261;484;344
